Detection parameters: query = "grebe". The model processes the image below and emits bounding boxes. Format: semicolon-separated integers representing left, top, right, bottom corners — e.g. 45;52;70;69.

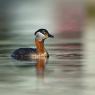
11;29;54;60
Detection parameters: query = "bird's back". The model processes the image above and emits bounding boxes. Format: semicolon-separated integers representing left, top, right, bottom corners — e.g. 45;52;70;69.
11;48;37;60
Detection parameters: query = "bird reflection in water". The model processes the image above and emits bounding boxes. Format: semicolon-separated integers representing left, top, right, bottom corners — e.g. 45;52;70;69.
35;56;47;77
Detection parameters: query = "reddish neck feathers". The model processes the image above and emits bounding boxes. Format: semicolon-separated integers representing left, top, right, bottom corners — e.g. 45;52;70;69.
35;39;45;54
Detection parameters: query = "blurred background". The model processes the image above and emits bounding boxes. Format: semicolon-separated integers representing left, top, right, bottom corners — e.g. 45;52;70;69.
0;0;95;95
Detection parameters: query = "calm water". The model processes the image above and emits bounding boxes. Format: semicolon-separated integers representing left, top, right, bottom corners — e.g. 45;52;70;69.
0;23;95;95
0;0;95;94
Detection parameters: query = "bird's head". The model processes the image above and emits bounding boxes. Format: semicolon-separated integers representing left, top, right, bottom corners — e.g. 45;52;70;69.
34;29;54;40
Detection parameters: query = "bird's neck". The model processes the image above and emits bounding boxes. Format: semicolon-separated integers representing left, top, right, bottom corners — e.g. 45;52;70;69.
35;39;45;54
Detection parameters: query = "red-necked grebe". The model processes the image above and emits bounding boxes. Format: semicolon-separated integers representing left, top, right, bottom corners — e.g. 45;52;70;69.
11;29;54;60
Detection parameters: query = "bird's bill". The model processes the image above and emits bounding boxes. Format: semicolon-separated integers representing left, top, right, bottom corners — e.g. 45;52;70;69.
48;33;54;38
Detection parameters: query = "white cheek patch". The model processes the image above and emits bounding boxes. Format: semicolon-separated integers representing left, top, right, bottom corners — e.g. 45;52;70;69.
36;32;46;39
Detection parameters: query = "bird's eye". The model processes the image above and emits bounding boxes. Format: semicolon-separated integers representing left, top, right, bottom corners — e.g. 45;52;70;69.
44;32;47;34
